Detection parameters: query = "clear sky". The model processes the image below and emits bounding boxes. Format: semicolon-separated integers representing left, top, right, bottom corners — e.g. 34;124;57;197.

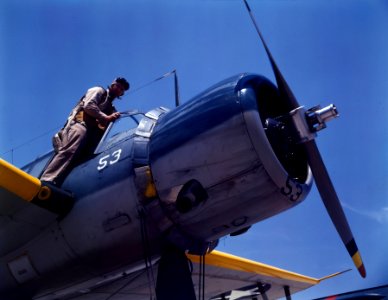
1;0;387;299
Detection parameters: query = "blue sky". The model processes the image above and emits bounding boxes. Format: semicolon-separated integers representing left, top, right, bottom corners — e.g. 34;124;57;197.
1;0;387;298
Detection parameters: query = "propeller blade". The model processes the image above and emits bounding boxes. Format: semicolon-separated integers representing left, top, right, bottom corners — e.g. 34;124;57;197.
243;0;366;277
243;0;299;111
156;244;196;300
304;140;366;278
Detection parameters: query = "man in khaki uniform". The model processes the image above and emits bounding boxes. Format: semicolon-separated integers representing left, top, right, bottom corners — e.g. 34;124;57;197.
40;77;130;185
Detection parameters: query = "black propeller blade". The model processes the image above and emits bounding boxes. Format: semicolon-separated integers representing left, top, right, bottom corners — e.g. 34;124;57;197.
243;0;366;278
304;140;366;277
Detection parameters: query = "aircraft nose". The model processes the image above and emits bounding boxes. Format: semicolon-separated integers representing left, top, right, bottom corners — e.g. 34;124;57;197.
147;73;312;251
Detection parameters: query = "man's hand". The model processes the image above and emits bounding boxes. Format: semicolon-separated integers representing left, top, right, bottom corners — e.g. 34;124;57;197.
100;112;121;127
107;112;121;122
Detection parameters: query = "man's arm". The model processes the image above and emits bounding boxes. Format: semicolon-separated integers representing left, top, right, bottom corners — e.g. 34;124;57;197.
83;87;119;126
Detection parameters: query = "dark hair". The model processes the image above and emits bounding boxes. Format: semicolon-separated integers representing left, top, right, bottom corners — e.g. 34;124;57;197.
113;77;130;91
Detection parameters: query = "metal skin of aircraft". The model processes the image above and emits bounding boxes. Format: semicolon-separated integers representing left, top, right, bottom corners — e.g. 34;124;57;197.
0;1;366;299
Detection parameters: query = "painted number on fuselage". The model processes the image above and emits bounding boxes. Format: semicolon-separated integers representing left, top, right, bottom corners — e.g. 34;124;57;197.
97;149;122;171
281;176;303;202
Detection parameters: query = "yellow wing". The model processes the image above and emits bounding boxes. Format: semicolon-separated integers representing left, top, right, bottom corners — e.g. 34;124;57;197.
188;250;342;299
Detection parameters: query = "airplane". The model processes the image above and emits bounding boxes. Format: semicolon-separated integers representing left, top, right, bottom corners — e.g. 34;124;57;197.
0;1;366;299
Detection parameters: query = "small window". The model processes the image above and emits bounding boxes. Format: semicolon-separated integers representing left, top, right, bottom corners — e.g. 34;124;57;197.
95;112;144;153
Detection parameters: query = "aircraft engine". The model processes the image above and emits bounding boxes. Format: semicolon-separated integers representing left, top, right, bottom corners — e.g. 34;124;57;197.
148;73;313;254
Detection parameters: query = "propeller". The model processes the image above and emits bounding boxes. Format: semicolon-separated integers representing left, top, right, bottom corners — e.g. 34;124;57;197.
243;0;366;278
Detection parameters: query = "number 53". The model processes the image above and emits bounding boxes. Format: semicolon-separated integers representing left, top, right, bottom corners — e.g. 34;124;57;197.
97;149;122;171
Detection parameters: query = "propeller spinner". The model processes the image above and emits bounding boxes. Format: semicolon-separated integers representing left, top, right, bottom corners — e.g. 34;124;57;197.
243;0;366;278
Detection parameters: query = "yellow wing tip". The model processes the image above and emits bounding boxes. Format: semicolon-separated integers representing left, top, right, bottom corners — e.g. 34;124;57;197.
0;158;41;201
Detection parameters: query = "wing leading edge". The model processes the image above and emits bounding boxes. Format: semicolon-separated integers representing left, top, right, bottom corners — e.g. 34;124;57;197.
0;158;43;201
188;250;344;300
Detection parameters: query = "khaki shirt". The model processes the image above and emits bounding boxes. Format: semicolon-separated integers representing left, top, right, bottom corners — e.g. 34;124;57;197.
71;86;116;128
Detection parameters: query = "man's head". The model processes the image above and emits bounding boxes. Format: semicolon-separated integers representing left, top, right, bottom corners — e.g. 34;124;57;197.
110;77;130;98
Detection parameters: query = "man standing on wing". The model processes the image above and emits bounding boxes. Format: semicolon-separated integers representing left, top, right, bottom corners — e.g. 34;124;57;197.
41;77;130;186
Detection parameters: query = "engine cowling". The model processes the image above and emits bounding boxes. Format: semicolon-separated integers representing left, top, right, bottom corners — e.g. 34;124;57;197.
149;73;312;253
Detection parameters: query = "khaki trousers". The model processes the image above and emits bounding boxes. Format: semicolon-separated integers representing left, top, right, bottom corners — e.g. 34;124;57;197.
40;122;87;183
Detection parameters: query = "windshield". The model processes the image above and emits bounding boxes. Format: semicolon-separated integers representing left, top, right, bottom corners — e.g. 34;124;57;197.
95;112;144;153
